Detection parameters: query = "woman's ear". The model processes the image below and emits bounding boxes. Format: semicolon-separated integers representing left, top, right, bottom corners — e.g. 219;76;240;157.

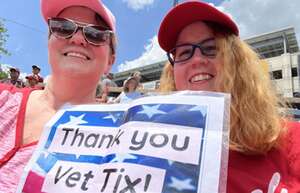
109;54;116;66
104;54;115;74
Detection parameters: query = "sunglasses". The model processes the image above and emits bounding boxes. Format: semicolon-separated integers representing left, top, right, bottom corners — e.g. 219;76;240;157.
48;17;113;46
167;38;217;65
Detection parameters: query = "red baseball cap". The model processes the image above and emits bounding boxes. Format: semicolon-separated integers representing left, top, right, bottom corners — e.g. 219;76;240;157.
158;1;239;52
41;0;116;32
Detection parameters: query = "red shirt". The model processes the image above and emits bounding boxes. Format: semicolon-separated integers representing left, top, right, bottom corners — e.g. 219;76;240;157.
34;74;44;83
227;121;300;193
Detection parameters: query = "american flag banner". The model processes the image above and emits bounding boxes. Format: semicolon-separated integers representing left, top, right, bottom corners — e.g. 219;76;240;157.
17;91;230;193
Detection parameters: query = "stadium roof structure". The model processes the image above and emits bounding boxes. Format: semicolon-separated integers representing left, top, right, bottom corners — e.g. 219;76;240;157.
245;27;299;59
113;60;167;86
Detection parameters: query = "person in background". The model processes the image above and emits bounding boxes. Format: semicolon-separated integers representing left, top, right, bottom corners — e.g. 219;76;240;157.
102;72;117;88
158;1;300;192
31;65;44;83
113;76;142;103
130;71;141;81
130;70;143;89
96;83;110;103
30;65;45;89
1;67;25;88
96;72;117;103
25;75;39;88
0;0;116;192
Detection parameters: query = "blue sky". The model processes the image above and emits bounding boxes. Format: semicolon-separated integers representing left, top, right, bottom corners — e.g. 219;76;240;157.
0;0;299;77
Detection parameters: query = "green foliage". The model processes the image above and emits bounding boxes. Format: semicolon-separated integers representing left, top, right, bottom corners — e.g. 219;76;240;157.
0;71;8;80
0;19;9;57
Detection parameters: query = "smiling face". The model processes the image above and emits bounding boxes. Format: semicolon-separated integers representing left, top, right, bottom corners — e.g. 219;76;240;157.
173;21;222;92
48;6;114;79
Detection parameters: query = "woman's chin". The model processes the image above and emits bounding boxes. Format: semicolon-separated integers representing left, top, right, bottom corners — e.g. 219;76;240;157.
185;83;211;92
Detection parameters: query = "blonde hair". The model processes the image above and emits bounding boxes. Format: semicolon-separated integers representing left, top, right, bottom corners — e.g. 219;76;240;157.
159;25;287;154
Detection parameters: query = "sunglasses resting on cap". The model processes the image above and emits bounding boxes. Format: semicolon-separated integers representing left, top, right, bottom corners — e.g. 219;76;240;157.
48;17;114;46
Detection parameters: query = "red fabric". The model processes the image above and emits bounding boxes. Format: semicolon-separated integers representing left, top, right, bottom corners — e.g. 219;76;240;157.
22;171;46;193
0;84;34;166
0;83;38;193
227;122;300;193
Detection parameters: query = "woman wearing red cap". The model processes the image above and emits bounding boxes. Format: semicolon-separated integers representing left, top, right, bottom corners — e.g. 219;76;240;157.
158;1;300;192
0;0;116;192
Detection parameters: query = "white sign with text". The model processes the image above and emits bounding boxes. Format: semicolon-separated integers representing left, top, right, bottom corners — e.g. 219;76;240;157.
17;91;230;193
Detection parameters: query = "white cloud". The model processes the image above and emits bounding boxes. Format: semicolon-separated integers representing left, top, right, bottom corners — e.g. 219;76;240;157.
122;0;155;11
117;35;167;72
220;0;300;41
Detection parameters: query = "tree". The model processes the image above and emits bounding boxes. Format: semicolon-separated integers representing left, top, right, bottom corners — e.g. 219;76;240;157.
0;18;10;80
0;71;8;80
0;18;9;57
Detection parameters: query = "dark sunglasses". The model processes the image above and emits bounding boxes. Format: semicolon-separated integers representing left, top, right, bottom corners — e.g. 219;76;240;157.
167;38;217;65
48;17;114;46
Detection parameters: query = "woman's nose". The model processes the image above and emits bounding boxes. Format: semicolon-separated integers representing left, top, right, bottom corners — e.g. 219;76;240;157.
189;47;208;66
69;29;88;47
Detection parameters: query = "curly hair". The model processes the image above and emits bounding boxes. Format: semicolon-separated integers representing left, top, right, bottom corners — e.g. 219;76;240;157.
159;23;287;154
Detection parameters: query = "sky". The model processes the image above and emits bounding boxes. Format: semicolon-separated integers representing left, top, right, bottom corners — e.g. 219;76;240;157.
0;0;299;77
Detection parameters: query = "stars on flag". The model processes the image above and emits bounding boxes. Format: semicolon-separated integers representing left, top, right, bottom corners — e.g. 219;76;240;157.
137;104;167;119
168;177;196;191
103;113;119;123
61;114;88;126
110;153;138;163
167;160;174;166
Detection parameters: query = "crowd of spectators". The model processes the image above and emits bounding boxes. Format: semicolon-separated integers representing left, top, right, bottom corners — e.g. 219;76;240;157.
1;64;143;103
96;71;144;104
0;65;44;89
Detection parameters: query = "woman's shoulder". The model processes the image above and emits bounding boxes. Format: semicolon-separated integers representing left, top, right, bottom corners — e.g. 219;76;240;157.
228;120;300;171
228;148;297;192
285;119;300;131
227;121;300;192
282;120;300;178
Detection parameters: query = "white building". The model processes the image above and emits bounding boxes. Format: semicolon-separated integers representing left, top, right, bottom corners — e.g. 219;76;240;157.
245;27;299;97
265;52;299;97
